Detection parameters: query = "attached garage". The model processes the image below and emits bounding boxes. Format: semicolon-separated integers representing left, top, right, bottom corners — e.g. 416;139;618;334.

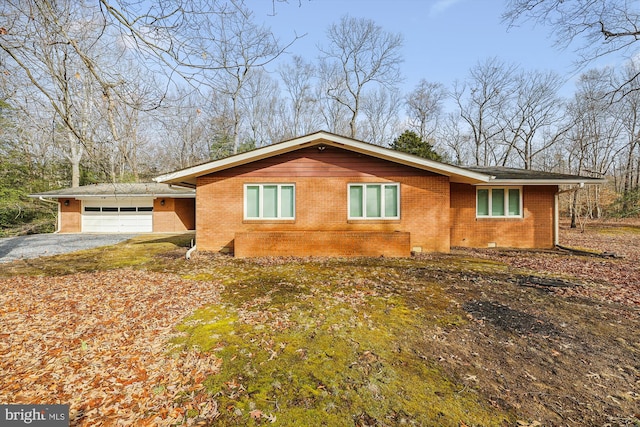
30;183;195;234
82;198;154;233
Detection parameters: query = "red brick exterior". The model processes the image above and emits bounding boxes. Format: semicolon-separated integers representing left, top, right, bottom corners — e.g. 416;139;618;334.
196;146;450;256
153;198;195;232
58;198;82;233
450;183;557;249
56;197;195;233
235;231;411;257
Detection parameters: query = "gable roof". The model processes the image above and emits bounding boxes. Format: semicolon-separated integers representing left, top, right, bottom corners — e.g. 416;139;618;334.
29;182;195;199
154;131;605;187
154;131;491;187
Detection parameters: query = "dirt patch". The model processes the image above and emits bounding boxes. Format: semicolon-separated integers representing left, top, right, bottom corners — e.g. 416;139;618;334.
463;300;562;336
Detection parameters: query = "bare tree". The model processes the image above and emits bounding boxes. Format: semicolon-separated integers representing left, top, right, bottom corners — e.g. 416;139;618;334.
613;61;640;212
565;67;623;224
438;113;471;165
203;1;287;153
242;68;284;147
0;0;109;186
405;80;447;142
154;90;214;170
360;88;403;146
316;65;351;136
319;15;403;139
503;0;640;98
502;70;565;169
278;55;320;138
1;0;168;185
453;58;518;166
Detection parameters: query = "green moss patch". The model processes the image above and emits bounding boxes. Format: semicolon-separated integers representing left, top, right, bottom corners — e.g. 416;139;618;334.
172;260;512;426
594;225;640;235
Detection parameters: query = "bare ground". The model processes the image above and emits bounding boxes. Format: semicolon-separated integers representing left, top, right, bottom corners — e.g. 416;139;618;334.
428;221;640;426
0;223;638;426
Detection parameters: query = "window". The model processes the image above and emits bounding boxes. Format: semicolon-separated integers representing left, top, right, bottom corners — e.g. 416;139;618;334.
244;184;295;219
84;206;153;213
476;187;522;218
348;183;400;219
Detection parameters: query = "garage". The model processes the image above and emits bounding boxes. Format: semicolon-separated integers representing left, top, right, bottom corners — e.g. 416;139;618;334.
30;183;195;234
82;197;154;233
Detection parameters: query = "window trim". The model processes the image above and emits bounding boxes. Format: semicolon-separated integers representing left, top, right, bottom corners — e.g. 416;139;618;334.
347;182;400;220
243;183;296;220
476;186;523;218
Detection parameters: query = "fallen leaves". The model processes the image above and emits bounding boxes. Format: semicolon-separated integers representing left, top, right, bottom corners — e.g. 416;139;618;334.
1;222;639;426
0;269;223;425
463;223;640;308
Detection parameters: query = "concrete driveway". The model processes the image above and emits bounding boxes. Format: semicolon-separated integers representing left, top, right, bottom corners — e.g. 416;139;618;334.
0;234;138;263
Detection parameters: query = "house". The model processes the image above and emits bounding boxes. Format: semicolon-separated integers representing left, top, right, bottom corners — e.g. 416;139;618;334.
30;183;195;233
154;131;603;257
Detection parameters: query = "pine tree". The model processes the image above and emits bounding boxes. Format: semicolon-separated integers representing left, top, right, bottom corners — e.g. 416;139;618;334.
391;130;442;161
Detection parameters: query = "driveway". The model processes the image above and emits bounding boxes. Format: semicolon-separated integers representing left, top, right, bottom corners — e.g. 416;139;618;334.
0;234;138;263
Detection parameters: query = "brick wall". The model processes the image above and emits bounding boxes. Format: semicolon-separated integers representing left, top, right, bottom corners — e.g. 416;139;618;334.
450;183;557;249
153;198;195;232
195;146;451;256
58;198;81;233
235;231;411;257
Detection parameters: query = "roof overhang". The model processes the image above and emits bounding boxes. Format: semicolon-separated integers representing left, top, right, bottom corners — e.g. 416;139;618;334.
154;131;493;186
29;193;195;199
481;178;606;186
29;183;196;199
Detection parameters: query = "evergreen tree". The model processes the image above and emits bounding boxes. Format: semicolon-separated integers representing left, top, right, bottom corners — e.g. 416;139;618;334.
391;130;443;161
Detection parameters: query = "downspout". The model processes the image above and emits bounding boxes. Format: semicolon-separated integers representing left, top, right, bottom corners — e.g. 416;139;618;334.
554;183;584;246
39;196;61;233
186;238;196;260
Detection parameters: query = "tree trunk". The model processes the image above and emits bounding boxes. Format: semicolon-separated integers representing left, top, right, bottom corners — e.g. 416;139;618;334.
68;132;82;188
570;191;578;229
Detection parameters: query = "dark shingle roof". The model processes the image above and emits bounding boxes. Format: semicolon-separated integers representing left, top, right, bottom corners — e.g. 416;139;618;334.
30;183;195;198
464;166;604;183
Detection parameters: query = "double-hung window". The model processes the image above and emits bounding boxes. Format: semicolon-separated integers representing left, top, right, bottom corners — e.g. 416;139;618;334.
348;183;400;219
476;187;522;218
244;184;295;219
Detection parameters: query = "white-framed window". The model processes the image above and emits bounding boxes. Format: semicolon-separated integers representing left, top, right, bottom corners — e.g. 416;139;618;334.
244;184;295;220
348;183;400;220
476;187;522;218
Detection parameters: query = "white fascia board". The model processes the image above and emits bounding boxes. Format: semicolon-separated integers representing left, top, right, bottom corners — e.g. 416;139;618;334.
28;194;79;199
335;140;491;182
485;178;606;186
29;193;194;199
490;178;607;185
154;140;304;184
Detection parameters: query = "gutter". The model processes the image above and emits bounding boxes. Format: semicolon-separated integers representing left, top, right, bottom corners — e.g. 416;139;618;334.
554;183;585;246
38;196;61;233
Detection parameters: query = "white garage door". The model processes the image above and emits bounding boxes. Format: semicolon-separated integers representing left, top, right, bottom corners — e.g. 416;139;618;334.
82;198;153;233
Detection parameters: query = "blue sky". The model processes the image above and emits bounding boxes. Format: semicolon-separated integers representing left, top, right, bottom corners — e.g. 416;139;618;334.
251;0;612;99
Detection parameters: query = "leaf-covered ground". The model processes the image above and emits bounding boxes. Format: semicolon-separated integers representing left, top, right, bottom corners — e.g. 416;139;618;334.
0;270;223;425
0;225;639;426
464;221;640;307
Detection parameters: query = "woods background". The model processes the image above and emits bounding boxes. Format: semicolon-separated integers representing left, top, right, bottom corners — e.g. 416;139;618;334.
1;0;639;236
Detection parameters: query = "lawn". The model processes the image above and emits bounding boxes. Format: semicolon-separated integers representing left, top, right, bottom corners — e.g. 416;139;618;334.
0;225;638;426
